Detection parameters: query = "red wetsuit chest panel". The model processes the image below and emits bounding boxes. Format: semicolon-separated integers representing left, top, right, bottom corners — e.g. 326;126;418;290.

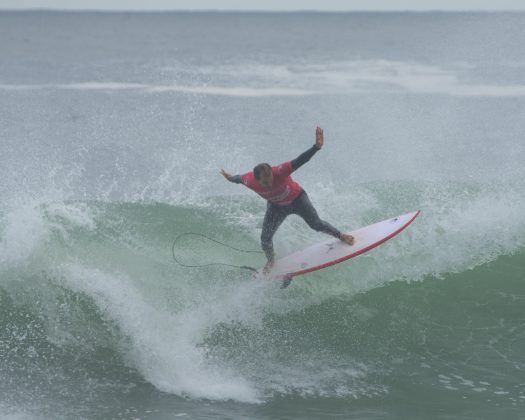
241;161;302;206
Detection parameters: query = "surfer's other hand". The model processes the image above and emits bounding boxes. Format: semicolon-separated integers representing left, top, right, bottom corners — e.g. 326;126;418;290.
340;233;355;246
315;126;324;149
220;169;232;180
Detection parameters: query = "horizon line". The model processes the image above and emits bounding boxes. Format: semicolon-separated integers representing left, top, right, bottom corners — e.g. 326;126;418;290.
1;8;525;13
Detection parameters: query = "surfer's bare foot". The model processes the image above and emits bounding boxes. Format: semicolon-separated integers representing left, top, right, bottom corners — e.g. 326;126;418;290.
263;260;274;274
280;275;293;289
340;233;355;246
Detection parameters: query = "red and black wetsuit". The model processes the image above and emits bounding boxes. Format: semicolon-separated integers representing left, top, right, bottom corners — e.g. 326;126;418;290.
228;145;341;262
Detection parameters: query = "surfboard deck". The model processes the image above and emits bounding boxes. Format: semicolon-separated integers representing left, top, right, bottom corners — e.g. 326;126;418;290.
258;210;420;280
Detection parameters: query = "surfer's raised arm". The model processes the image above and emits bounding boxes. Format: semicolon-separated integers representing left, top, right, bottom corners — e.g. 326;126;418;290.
290;126;323;171
220;169;242;184
220;126;325;184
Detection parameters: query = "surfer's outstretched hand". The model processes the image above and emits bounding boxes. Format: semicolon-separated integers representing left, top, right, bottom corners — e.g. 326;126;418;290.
220;169;232;180
315;126;324;149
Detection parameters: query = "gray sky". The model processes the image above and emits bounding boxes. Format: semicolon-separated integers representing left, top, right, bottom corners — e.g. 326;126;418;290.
1;0;525;11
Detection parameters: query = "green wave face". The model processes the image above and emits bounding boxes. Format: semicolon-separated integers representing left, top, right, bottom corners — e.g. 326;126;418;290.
1;195;524;418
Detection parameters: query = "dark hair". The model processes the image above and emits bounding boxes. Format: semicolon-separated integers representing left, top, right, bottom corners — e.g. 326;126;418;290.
253;163;271;180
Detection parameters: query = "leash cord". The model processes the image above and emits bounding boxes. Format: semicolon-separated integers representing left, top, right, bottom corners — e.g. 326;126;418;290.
171;232;262;273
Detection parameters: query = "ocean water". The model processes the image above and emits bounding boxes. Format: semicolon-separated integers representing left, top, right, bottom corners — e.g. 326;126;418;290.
1;11;525;419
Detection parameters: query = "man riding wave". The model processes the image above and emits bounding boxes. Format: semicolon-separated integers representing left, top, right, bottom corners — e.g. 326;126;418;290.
221;126;354;274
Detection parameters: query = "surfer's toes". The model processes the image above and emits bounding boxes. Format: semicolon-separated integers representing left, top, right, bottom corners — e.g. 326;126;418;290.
263;260;275;275
280;275;293;289
340;234;355;246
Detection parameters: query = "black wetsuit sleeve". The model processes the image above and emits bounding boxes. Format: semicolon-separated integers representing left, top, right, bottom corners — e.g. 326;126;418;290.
291;144;321;171
228;175;242;184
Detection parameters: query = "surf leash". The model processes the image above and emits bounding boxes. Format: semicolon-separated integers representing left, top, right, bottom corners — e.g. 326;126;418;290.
171;232;262;273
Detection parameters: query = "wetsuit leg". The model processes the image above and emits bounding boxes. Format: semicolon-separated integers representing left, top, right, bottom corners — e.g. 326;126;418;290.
261;202;290;261
292;190;341;238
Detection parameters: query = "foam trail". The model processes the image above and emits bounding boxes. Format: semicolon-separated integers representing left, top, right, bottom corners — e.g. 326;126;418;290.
146;85;315;97
0;83;314;97
61;263;261;402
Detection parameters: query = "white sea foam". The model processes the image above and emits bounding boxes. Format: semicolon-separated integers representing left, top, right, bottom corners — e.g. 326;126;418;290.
61;263;266;402
146;85;314;96
56;252;382;402
0;200;96;267
220;60;525;97
0;83;314;97
2;59;525;97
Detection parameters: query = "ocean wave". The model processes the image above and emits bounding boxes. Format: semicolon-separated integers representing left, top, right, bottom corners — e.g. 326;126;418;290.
1;182;524;404
1;223;524;406
3;59;525;97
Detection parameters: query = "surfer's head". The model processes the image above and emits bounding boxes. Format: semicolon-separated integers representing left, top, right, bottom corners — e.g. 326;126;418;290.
254;163;273;188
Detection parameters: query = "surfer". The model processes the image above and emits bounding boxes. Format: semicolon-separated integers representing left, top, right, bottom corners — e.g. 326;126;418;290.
221;126;354;273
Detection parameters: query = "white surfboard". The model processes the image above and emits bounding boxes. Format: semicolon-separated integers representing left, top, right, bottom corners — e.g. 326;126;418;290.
260;210;420;279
